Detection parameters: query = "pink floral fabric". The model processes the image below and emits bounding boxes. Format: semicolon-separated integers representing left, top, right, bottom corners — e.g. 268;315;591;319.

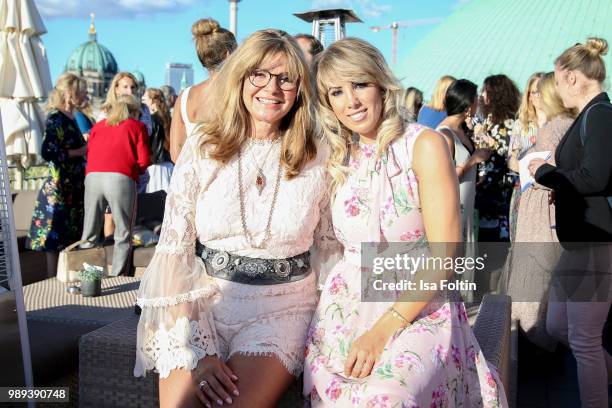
304;124;508;407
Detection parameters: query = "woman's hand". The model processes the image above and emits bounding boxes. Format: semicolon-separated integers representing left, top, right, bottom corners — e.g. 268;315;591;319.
472;148;492;164
343;314;402;379
192;355;239;407
528;158;546;176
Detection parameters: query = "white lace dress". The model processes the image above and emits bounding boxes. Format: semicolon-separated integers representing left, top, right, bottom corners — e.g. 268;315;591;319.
134;136;340;379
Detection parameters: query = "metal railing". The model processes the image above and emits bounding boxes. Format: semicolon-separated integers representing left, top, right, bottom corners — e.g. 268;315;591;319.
8;164;48;192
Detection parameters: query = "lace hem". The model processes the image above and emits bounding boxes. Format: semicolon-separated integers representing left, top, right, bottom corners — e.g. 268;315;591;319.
229;345;303;377
136;286;219;308
135;316;218;379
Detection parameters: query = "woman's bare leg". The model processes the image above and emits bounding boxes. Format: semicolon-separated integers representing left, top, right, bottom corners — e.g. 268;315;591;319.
159;368;201;408
104;213;115;239
226;354;294;408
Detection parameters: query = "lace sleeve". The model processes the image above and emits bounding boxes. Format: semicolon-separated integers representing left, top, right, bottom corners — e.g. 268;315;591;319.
134;137;220;379
310;188;343;288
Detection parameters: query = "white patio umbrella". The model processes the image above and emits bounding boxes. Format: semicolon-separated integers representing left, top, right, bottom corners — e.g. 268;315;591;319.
0;0;52;167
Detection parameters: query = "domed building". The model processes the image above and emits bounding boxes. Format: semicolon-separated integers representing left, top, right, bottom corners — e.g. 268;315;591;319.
64;14;118;107
396;0;612;96
132;70;146;97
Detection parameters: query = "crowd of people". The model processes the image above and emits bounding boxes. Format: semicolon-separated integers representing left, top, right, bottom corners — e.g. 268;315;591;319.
22;14;611;407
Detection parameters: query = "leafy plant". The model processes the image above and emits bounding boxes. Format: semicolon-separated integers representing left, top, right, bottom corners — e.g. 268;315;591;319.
77;263;104;282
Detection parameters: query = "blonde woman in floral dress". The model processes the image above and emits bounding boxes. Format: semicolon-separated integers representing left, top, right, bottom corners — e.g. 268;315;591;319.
304;38;507;407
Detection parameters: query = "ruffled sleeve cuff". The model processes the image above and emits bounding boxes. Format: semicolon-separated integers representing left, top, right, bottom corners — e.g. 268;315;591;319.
134;252;220;378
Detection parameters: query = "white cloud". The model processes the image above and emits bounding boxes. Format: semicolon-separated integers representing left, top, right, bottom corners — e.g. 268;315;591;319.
36;0;199;19
311;0;391;18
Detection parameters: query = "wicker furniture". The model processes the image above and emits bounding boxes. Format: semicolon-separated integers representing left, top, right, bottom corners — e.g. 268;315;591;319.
79;293;512;407
23;276;140;407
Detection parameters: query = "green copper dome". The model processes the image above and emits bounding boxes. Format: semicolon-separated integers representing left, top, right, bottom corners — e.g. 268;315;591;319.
396;0;612;96
65;25;118;76
132;70;145;85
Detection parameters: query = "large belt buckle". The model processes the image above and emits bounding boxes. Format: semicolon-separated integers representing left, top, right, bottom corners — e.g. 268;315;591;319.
211;251;230;271
274;260;291;278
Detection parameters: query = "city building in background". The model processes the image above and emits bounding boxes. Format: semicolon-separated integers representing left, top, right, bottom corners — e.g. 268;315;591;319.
165;63;193;92
64;14;118;107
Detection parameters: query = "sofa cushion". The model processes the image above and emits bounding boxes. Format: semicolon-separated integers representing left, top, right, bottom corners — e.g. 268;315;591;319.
28;319;96;384
12;190;38;232
133;247;156;268
104;245;156;268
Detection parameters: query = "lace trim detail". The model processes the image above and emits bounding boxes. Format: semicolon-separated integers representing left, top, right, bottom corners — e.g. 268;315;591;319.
229;345;303;377
137;286;218;308
138;316;217;379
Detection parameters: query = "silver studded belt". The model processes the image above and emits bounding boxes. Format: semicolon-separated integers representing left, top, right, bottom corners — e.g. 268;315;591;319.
196;243;311;285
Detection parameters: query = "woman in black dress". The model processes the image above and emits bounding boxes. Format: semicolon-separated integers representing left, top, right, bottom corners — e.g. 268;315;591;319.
26;73;88;277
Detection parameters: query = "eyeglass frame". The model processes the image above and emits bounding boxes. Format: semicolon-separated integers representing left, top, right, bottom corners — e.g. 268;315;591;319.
247;69;299;91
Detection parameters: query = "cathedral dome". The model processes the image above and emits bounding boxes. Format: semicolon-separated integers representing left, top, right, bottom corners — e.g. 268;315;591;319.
64;16;117;76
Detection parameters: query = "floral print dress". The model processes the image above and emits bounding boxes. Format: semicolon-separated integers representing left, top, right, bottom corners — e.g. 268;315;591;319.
304;124;507;407
27;111;86;251
475;118;515;241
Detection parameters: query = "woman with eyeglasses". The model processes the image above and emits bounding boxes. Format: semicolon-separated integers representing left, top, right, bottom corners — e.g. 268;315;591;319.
304;38;506;407
134;30;340;408
506;72;544;242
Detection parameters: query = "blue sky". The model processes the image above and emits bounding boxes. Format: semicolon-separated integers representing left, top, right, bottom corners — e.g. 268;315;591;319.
39;0;468;88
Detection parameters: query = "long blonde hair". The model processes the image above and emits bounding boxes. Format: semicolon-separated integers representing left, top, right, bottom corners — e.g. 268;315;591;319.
538;72;577;120
517;72;545;132
556;37;608;83
197;29;317;179
313;37;405;195
428;75;456;111
106;94;141;126
47;73;86;112
102;72;139;114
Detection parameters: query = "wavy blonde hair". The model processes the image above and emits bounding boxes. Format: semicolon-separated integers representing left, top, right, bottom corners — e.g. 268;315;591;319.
538;72;577;120
106;94;141;126
516;72;544;132
313;37;405;195
197;29;317;179
102;72;139;114
47;73;86;112
428;75;456;111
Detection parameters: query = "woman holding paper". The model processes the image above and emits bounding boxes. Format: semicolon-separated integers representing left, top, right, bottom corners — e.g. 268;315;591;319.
504;72;574;351
529;37;612;408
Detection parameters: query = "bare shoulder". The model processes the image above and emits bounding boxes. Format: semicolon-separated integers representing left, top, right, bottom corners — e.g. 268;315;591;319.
414;128;450;158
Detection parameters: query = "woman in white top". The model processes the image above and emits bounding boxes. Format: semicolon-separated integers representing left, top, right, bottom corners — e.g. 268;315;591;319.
169;18;237;163
437;80;491;300
135;30;340;408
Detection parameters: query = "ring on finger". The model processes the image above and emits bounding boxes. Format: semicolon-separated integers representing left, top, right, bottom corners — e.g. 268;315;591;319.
199;380;208;390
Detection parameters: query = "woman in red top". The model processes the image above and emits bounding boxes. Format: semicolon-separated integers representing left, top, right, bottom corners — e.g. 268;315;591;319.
80;95;151;276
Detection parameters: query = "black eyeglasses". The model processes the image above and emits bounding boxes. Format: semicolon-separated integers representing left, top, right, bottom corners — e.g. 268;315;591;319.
248;69;298;91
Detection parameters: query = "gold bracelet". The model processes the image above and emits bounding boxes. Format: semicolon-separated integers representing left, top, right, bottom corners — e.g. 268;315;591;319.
387;307;411;329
